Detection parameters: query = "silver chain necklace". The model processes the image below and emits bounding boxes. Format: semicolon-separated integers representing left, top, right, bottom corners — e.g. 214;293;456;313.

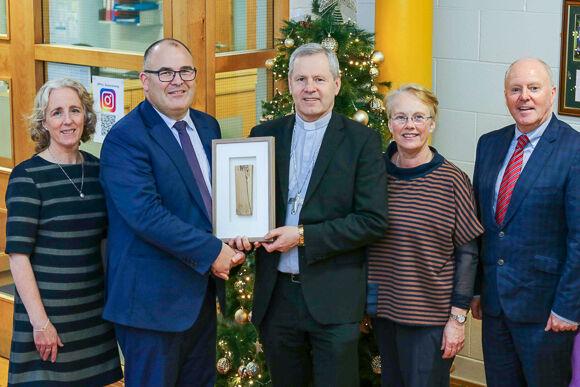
288;126;322;214
47;148;85;199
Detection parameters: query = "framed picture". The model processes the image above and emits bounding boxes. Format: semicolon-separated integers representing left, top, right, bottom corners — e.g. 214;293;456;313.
559;0;580;116
212;136;275;242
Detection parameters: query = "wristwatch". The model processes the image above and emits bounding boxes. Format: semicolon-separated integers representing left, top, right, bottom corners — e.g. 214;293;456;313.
297;224;305;246
449;312;467;324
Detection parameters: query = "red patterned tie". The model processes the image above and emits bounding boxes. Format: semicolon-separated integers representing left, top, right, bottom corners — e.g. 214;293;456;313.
495;134;530;225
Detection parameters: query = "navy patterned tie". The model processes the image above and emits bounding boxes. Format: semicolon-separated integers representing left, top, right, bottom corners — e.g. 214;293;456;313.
174;120;212;221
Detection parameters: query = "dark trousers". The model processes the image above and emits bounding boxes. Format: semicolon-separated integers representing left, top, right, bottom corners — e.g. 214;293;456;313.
373;317;453;387
115;281;216;387
482;312;575;387
259;272;361;387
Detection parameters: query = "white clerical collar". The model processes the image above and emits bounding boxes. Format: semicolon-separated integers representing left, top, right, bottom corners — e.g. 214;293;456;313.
295;112;332;131
152;105;195;131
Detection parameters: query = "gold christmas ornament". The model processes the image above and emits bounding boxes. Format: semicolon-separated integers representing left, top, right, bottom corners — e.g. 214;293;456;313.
371;50;385;64
352;110;369;125
369;67;379;78
321;34;338;52
371;355;382;374
234;280;245;291
235;307;249;324
216;357;232;374
284;38;295;48
265;58;275;70
245;361;260;377
370;97;383;112
370;85;378;94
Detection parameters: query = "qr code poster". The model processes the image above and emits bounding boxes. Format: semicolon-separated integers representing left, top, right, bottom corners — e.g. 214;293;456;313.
92;76;125;143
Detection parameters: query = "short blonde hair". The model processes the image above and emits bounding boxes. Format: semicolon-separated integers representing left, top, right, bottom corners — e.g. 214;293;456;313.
385;83;439;121
29;78;96;153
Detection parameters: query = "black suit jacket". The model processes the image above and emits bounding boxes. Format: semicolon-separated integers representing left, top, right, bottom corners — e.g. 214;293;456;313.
250;112;388;326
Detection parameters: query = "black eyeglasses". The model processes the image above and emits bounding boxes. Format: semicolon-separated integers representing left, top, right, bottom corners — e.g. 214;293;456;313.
144;68;197;82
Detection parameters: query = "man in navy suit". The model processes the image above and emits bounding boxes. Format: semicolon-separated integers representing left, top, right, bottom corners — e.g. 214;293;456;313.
471;58;580;386
99;39;244;387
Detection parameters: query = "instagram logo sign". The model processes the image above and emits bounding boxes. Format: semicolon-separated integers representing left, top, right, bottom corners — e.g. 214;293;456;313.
100;88;116;113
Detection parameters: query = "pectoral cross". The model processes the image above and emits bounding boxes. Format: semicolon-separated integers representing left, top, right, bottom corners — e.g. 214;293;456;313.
288;193;304;214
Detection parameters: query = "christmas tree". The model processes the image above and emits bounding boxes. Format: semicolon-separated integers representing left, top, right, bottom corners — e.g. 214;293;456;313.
216;1;387;385
261;0;390;147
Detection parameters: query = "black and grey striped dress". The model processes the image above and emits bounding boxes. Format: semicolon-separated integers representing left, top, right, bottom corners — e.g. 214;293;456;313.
5;151;123;386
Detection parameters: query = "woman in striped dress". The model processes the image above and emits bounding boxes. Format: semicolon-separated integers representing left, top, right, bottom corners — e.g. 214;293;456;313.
5;78;123;386
366;83;483;386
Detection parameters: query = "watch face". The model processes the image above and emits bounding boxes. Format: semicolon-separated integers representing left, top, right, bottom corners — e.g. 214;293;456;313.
452;314;466;323
457;315;466;323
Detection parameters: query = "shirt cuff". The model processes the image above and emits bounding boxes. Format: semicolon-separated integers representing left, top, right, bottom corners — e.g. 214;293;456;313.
551;311;579;325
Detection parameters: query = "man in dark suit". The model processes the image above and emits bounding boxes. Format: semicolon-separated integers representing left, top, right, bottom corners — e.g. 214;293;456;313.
239;43;388;386
471;58;580;386
99;39;244;387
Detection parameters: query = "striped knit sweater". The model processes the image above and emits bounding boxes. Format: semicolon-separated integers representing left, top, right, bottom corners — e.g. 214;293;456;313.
368;144;483;325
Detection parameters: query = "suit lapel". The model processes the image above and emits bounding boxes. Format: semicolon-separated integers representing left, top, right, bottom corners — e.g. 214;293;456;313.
303;112;344;207
481;126;515;228
501;116;559;226
190;110;214;167
276;116;295;219
142;101;211;223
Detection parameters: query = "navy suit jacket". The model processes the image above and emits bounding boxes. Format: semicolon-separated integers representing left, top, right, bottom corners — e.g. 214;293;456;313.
100;98;224;332
473;115;580;323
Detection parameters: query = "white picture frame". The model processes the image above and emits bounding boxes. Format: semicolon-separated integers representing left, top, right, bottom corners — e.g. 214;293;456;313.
212;136;275;242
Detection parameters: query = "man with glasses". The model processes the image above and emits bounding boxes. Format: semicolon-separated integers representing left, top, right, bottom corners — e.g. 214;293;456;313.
99;38;245;387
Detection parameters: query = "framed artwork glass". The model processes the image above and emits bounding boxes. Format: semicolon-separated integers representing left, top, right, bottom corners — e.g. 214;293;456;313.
559;0;580;116
212;136;275;242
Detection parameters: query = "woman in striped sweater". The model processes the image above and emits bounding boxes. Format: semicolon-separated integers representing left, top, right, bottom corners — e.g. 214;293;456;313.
366;83;483;387
5;78;122;386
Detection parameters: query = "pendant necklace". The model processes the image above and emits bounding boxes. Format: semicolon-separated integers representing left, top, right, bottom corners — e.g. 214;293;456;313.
288;127;321;215
48;148;85;199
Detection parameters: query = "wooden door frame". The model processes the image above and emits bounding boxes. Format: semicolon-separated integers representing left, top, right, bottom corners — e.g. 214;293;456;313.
208;0;289;115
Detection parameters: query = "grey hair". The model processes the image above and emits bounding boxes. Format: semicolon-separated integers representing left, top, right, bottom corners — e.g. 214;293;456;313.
29;78;96;153
504;58;554;87
288;43;340;80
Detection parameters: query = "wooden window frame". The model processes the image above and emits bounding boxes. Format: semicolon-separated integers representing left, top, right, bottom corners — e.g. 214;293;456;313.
0;0;9;40
0;77;13;168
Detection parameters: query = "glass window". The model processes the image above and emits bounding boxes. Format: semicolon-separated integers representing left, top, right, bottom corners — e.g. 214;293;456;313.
46;62;143;157
216;0;273;54
216;68;268;138
0;0;7;36
43;0;163;53
0;80;12;161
